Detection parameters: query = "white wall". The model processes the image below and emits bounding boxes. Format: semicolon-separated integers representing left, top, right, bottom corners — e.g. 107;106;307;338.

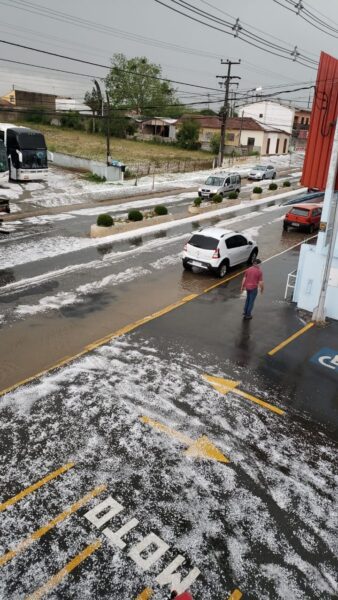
239;129;264;148
294;189;338;320
48;151;123;181
293;243;338;319
241;101;294;134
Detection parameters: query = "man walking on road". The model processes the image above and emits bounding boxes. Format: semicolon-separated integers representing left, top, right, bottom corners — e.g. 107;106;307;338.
241;258;264;319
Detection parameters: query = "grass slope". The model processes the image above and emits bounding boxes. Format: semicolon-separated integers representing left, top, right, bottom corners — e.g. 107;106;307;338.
20;122;212;168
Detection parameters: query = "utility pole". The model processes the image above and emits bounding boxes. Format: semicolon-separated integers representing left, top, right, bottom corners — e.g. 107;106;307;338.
313;119;338;323
217;59;241;167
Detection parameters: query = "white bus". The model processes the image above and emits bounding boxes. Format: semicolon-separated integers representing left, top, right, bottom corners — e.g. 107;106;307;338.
0;124;48;182
0;140;9;184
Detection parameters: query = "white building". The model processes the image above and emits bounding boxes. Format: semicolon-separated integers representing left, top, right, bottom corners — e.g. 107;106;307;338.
240;100;295;135
293;198;338;320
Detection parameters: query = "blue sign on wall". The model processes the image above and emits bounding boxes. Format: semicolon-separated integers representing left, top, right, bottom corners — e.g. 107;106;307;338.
310;348;338;373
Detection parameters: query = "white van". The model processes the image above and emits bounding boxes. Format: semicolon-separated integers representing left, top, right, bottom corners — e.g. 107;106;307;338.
198;172;241;199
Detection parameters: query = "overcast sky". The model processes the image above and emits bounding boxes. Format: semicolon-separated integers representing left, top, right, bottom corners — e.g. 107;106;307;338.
0;0;337;110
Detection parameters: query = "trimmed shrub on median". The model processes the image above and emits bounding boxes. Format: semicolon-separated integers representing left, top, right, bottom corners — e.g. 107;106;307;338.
193;197;202;207
212;194;223;203
283;180;291;187
268;183;278;191
253;186;263;194
154;204;168;216
97;213;114;227
227;191;238;199
128;209;143;222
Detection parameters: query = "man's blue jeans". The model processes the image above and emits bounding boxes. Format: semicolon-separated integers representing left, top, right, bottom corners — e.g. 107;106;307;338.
244;288;258;317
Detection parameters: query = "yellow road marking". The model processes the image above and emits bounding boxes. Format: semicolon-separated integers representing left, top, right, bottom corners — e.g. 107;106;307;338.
135;588;154;600
0;239;312;400
228;590;242;600
203;374;285;415
26;540;101;600
0;485;106;567
268;321;314;356
0;462;75;513
140;415;229;463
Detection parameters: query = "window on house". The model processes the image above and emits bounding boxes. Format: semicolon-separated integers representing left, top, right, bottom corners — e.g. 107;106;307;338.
294;116;299;124
247;137;255;146
301;117;305;124
259;113;263;118
275;138;280;153
226;132;235;141
306;118;309;125
283;138;288;153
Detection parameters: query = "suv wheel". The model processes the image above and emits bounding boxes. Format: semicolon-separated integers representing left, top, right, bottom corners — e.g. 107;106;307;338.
217;261;228;278
248;249;258;265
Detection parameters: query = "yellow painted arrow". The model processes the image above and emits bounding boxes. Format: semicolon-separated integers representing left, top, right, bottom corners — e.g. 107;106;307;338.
203;374;285;416
228;590;242;600
140;416;229;463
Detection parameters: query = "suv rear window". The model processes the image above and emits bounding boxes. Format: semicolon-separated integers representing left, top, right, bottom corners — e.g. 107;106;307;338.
188;234;219;250
289;207;310;216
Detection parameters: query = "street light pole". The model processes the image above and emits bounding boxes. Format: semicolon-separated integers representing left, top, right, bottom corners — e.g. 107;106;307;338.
94;79;111;166
313;119;338;323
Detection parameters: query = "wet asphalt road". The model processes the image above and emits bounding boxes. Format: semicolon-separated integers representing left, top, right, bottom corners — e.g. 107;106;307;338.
0;241;337;599
0;178;337;599
0;199;313;390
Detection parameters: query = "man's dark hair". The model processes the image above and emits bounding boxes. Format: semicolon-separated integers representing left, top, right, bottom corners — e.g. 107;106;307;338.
170;593;178;599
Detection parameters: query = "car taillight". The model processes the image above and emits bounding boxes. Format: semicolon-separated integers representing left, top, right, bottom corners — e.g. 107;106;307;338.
212;248;220;259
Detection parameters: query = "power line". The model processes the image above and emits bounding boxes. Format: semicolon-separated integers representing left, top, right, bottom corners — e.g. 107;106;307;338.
154;0;318;69
0;38;223;93
273;0;338;38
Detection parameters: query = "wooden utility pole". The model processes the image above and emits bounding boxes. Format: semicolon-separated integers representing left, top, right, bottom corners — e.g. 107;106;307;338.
217;60;241;167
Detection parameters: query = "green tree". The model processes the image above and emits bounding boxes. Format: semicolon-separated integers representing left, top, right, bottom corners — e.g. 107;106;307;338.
176;119;201;150
105;53;177;115
210;133;220;155
84;87;102;133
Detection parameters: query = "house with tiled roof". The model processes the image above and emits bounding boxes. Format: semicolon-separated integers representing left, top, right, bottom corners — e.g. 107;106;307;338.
176;114;290;155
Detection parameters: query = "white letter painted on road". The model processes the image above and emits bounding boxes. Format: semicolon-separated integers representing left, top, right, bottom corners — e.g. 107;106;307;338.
156;555;201;594
84;496;124;528
103;518;139;549
128;532;169;571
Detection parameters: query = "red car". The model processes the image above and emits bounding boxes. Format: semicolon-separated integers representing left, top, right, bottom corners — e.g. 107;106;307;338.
283;203;322;233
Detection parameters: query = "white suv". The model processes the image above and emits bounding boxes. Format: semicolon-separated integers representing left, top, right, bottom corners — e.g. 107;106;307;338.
182;227;258;277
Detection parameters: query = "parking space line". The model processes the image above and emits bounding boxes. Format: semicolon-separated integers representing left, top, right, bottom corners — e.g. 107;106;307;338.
268;322;314;356
0;463;75;513
228;590;242;600
26;540;101;600
135;588;153;600
0;485;106;567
